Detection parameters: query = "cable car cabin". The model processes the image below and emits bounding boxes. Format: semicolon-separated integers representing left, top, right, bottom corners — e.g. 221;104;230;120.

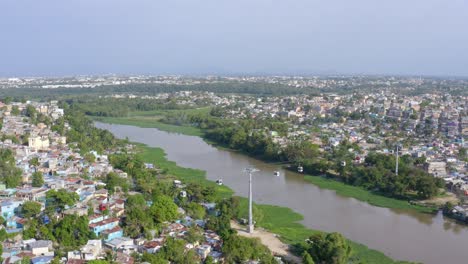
216;179;223;185
297;166;303;173
274;171;280;177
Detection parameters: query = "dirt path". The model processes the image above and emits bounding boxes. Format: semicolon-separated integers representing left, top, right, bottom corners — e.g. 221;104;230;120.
420;191;459;207
231;221;302;263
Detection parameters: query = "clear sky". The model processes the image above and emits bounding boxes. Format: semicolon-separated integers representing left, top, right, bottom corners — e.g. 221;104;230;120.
0;0;467;77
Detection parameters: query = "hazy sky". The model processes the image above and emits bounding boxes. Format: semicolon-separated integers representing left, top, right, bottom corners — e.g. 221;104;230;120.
1;0;467;77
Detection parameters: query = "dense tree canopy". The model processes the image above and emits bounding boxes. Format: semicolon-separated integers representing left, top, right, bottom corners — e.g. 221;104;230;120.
222;235;275;264
306;232;352;264
45;189;79;214
31;171;44;187
150;195;179;223
0;149;23;188
53;215;95;248
21;201;42;218
123;194;153;238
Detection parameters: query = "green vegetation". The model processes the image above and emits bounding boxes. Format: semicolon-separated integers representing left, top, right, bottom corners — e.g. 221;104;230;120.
303;175;435;213
122;194;154;238
45;189;79;214
102;172;129;194
63;107;120;154
223;235;276;263
21;201;42;219
140;238;199;264
31;171;44;187
150;195;179;223
54;215;95;247
29;157;39;166
0;148;23;188
23;215;95;250
306;232;352;264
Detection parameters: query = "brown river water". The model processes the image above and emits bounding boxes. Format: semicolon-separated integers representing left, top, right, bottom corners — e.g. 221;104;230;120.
96;122;468;264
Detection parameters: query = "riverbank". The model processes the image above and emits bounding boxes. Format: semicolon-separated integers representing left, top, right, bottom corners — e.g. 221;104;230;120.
303;175;436;214
136;143;413;264
95;115;437;215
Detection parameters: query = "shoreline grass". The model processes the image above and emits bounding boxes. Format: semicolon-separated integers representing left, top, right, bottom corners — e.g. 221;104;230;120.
136;143;413;264
303;175;436;214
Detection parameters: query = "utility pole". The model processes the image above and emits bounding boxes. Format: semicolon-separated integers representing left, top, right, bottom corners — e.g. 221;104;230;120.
395;144;399;176
245;167;259;233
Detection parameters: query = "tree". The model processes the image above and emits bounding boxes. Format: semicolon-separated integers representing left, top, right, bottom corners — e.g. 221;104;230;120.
84;153;96;163
50;257;61;264
11;106;20;116
185;183;216;202
302;252;315;264
3;96;12;104
150;195;179;223
124;194;153;237
415;176;438;199
158;238;186;263
88;261;110;264
0;228;7;241
205;256;215;264
0;149;23;188
223;235;275;263
25;105;37;118
459;147;467;162
29;157;39;167
21;201;42;218
46;189;79;213
306;232;352;264
141;253;167;264
32;171;44;187
185;202;206;219
185;226;203;243
54;215;95;248
104;172;129;194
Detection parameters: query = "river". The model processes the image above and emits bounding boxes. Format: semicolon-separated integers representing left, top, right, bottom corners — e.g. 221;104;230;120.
96;122;468;264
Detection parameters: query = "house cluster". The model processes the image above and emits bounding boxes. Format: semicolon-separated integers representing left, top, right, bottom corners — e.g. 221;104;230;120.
0;101;227;264
212;91;467;189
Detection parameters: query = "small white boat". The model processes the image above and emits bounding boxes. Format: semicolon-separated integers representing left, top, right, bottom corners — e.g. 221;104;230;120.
274;171;280;177
297;166;304;173
216;179;223;185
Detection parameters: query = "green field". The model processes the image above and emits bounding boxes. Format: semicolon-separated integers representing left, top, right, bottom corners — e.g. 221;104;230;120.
137;143;414;264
